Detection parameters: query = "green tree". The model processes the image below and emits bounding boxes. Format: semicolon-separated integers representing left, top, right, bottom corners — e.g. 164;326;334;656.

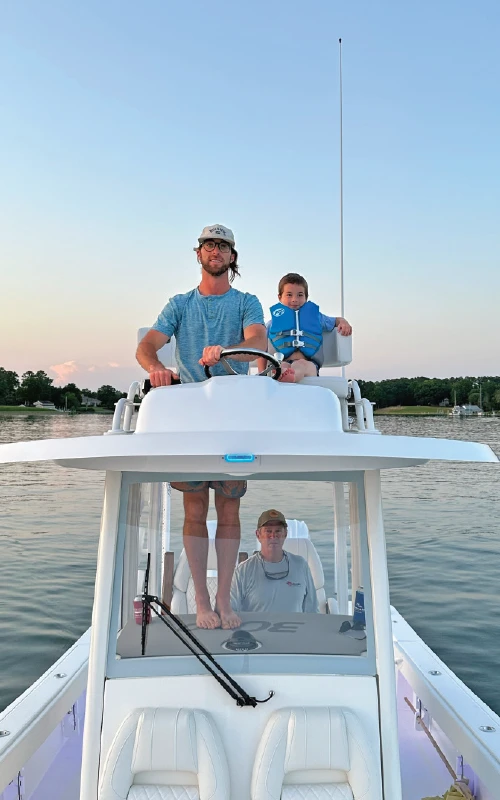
0;368;20;405
50;386;65;409
450;377;475;405
61;383;82;404
18;371;53;406
63;391;80;411
97;384;122;409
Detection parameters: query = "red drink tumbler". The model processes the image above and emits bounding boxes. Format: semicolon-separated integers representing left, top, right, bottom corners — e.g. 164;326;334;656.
133;596;151;625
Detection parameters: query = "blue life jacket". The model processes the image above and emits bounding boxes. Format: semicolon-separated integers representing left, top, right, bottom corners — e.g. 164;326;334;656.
269;301;323;359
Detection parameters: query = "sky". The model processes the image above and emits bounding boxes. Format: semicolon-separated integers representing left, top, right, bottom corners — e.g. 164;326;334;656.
1;0;499;390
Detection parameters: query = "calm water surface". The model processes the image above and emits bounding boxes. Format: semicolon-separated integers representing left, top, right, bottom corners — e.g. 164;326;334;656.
0;413;499;713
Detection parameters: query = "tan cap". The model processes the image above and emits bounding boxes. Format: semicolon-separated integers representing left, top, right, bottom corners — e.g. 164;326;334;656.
196;224;235;248
257;509;287;529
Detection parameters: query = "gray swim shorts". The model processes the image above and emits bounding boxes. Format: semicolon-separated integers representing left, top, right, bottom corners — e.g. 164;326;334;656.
170;480;247;498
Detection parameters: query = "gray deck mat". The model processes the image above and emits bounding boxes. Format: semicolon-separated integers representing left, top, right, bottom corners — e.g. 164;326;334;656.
117;612;367;658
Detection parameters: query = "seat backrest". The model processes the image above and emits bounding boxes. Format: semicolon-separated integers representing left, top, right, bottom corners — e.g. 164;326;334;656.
138;326;177;371
266;328;352;369
251;707;382;800
171;521;219;615
255;520;327;613
99;707;230;800
319;328;352;368
283;537;326;613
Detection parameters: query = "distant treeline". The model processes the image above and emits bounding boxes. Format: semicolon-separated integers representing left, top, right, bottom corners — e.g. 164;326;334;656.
0;368;125;410
3;367;500;412
356;376;500;410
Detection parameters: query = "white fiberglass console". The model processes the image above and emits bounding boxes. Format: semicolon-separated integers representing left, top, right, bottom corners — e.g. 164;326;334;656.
134;375;344;435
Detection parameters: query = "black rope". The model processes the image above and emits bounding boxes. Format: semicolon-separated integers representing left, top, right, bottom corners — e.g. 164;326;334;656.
147;601;249;705
140;554;151;656
138;552;273;707
142;594;274;708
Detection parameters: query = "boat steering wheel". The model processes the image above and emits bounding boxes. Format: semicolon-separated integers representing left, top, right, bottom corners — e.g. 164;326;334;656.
203;348;282;380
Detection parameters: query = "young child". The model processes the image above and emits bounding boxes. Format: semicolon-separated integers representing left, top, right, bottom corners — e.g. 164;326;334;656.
257;272;352;383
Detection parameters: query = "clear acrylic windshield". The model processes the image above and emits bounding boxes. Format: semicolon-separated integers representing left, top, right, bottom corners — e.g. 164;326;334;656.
111;476;374;676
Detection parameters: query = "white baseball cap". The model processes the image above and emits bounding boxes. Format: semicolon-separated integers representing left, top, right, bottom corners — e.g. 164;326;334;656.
196;224;235;248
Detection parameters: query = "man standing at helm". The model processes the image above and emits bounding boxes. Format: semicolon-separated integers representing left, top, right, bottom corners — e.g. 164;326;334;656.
136;224;267;630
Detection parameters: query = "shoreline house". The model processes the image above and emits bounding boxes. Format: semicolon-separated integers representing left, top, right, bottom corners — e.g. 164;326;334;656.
450;404;484;417
81;396;102;408
33;401;58;410
460;404;484;416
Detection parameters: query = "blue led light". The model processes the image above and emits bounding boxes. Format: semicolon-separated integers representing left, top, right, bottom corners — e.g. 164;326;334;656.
224;454;255;463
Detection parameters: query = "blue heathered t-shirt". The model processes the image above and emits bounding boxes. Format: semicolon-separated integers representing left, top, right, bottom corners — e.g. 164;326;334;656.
152;287;265;383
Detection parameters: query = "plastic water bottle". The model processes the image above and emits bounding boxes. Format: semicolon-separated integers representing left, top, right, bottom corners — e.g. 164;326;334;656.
352;587;365;626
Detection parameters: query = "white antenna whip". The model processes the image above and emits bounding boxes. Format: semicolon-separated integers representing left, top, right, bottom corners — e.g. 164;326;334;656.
339;37;344;319
339;38;345;378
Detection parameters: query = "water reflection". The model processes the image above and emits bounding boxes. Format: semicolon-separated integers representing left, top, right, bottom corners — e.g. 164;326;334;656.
0;413;499;712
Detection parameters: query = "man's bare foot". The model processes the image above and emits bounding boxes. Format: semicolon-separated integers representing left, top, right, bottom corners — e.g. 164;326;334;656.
278;367;296;383
196;604;221;629
215;604;241;630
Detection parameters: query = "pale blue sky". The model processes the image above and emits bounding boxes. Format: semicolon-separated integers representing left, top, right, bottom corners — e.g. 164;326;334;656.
1;1;499;389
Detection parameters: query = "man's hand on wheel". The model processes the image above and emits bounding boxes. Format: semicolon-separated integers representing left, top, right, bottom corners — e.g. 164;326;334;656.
199;345;224;367
149;367;177;387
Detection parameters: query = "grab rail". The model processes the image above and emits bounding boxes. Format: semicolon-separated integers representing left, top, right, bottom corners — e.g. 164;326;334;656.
107;381;141;435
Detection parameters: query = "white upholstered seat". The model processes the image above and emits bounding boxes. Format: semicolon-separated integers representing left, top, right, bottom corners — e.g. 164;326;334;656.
283;538;327;613
251;707;382;800
170;522;221;615
137;327;351;406
254;520;328;613
262;328;351;405
171;520;329;615
99;708;230;800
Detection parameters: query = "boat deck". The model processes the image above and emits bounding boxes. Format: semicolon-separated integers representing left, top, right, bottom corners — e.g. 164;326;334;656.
116;612;368;658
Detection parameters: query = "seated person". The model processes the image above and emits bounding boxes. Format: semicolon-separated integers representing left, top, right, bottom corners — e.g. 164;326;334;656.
230;509;318;614
257;272;352;383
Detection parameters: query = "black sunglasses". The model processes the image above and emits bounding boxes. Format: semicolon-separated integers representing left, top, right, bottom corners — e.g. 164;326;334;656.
258;552;290;581
201;240;231;253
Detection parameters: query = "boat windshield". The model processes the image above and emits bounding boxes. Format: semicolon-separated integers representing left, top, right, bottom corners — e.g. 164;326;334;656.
109;475;375;678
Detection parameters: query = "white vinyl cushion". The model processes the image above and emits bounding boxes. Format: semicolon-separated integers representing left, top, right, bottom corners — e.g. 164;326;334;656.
282;538;327;613
129;789;199;800
299;377;349;398
251;707;382;800
282;787;352;800
137;327;351;373
99;708;230;800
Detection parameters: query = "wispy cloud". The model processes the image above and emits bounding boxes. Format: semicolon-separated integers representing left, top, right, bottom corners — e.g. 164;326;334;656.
47;360;140;391
49;360;79;384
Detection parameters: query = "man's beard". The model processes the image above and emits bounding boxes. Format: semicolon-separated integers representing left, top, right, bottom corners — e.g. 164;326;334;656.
202;262;230;277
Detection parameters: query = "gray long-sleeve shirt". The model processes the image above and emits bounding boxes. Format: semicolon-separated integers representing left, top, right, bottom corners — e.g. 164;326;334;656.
230;552;319;614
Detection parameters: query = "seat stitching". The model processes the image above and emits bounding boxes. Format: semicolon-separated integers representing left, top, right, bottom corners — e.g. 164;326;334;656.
330;707;334;770
151;708;158;772
256;716;287;796
197;714;219;800
346;727;372;799
174;708;181;771
303;709;307;771
104;726;136;792
188;709;196;771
